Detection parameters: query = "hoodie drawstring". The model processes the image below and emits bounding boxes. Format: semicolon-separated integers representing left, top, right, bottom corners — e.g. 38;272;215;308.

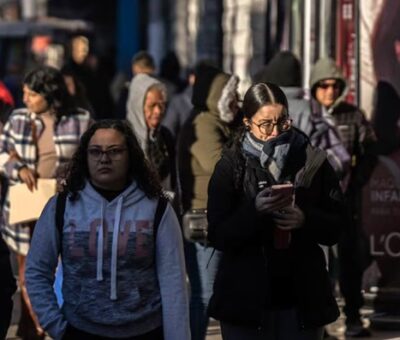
96;201;105;281
110;196;124;300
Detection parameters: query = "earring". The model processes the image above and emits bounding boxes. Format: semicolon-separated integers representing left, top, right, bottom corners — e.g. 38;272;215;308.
245;125;250;131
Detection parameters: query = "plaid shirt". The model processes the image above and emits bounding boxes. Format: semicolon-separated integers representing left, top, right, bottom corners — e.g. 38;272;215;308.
0;108;91;255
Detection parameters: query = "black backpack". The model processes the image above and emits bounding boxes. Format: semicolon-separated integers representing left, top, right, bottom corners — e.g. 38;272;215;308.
55;192;169;245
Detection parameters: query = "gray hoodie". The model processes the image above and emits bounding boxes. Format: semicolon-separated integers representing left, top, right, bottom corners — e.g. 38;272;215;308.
126;73;167;152
309;58;347;110
26;182;190;339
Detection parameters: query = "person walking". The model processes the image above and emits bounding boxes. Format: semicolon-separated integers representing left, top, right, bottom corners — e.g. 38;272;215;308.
126;73;176;194
25;120;190;340
113;51;156;120
207;82;346;340
309;58;377;337
178;63;239;340
0;66;91;339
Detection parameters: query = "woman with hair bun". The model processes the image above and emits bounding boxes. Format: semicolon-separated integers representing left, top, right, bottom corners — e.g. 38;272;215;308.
0;65;91;339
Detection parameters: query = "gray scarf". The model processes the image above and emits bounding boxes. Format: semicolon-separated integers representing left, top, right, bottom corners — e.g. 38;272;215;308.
242;130;308;182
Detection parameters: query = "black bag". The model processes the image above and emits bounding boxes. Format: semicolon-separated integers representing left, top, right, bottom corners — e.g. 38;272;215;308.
182;209;208;243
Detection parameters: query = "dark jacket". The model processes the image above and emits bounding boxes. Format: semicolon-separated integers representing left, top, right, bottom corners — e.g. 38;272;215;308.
206;140;346;329
178;67;238;212
308;58;377;188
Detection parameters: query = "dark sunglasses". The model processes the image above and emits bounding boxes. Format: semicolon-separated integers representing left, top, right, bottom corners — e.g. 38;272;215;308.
317;81;341;90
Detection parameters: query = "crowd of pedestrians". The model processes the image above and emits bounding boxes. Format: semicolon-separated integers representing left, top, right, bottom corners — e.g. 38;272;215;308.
0;44;390;340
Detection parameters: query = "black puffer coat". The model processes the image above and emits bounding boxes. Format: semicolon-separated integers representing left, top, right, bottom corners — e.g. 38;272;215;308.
207;141;346;330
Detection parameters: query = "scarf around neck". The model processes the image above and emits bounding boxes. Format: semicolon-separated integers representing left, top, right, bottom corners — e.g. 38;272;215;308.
242;129;308;183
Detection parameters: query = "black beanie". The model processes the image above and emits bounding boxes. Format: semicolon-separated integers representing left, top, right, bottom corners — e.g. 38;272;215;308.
252;51;302;87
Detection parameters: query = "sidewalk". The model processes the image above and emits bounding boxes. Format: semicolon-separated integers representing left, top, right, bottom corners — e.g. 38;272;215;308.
7;290;400;340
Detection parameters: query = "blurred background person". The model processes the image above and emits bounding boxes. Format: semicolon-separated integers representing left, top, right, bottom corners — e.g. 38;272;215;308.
131;50;157;76
64;35;112;120
61;64;94;118
126;73;175;194
158;51;186;98
162;66;196;139
309;58;377;337
0;65;91;339
178;63;239;340
114;50;156;120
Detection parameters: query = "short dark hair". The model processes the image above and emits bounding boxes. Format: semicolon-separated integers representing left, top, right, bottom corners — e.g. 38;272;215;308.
23;66;74;119
131;50;155;70
242;82;289;120
64;119;162;200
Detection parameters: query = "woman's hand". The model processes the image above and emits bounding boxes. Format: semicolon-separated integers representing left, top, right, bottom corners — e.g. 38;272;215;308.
271;204;305;231
255;187;294;215
18;167;38;192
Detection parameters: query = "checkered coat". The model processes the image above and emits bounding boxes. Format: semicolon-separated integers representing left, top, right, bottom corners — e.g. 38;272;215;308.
0;108;91;255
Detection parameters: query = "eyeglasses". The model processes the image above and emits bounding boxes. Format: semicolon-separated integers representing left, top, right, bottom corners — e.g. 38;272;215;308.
88;147;127;160
317;81;341;90
250;118;292;136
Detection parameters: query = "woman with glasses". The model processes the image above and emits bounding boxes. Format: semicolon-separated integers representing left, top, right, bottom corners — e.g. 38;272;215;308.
206;82;346;340
0;65;91;339
25;120;190;340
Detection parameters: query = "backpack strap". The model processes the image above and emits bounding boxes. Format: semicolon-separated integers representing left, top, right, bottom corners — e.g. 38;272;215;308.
55;191;68;245
153;195;168;242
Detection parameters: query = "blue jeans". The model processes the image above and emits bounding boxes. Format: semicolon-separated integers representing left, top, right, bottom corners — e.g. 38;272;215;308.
184;241;221;340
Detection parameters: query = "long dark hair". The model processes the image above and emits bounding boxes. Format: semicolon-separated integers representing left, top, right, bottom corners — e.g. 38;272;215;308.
229;82;289;189
23;66;75;121
64;120;162;200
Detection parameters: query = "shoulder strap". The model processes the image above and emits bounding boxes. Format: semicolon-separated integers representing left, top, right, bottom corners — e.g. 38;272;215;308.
55;191;68;244
153;195;168;242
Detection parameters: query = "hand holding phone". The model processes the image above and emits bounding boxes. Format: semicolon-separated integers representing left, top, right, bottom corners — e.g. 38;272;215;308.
269;183;294;199
255;183;294;215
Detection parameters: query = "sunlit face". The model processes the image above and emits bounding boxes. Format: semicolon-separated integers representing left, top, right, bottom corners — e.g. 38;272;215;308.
87;129;129;191
22;85;49;114
315;79;341;108
144;88;166;129
244;104;289;141
72;36;89;64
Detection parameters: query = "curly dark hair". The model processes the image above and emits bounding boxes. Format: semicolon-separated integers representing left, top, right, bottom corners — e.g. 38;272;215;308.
64;119;162;200
23;65;75;121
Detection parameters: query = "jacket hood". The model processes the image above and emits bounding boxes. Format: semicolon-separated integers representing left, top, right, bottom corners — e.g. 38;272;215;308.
252;51;302;87
208;73;239;122
309;58;347;101
126;73;167;151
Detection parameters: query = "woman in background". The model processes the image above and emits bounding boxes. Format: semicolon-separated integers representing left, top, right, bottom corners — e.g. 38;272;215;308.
0;65;91;338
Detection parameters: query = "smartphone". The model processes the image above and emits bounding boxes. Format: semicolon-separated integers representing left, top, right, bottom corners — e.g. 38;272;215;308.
270;183;294;198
